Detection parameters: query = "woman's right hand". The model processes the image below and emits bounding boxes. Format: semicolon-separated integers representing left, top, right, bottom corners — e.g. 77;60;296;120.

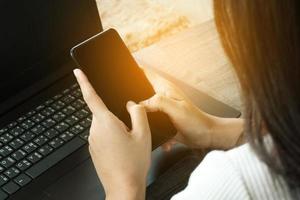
140;69;244;150
140;70;217;149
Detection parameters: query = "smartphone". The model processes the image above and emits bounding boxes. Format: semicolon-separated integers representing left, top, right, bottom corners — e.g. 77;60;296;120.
70;29;176;149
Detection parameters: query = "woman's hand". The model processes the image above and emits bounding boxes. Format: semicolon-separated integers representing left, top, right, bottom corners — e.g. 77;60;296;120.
140;70;214;149
74;69;151;200
141;69;244;150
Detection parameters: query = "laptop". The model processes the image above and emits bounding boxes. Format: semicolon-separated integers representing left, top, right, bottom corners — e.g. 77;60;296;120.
0;1;240;199
0;1;102;199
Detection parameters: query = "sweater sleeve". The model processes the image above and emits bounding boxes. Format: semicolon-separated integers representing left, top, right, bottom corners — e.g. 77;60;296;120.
171;151;250;200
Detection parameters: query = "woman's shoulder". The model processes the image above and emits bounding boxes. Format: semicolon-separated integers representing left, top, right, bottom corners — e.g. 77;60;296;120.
225;143;293;199
172;143;292;200
172;145;251;200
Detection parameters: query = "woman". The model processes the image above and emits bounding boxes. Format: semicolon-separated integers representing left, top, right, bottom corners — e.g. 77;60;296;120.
73;0;300;199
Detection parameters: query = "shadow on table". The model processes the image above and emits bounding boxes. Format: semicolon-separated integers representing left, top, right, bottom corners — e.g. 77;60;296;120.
147;144;207;200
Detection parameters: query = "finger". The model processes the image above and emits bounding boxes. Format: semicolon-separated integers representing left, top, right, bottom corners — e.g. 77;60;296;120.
140;94;179;115
161;143;171;152
148;73;173;95
169;138;177;145
126;101;150;136
161;138;178;151
143;68;186;100
73;69;108;114
174;132;186;144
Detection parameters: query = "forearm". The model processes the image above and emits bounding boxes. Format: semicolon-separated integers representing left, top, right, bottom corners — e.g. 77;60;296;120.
210;117;245;150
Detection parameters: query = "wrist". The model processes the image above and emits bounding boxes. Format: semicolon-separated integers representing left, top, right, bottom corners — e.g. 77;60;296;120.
106;185;145;200
104;178;146;200
210;117;244;149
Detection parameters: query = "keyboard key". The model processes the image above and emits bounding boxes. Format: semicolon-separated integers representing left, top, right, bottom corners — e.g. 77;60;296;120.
71;99;85;109
44;129;59;139
84;105;90;111
53;94;62;100
34;135;48;146
31;125;46;135
71;88;82;98
41;107;55;117
26;110;36;118
38;145;53;156
9;126;24;137
87;115;92;121
2;181;20;194
9;139;24;150
70;124;85;135
52;112;66;122
4;167;20;179
79;130;89;141
1;157;15;168
27;152;42;164
0;166;4;173
49;138;64;149
0;128;8;135
31;113;45;123
0;133;13;143
45;99;54;105
59;131;75;142
62;106;76;115
7;122;17;129
20;131;35;142
41;118;56;128
35;105;45;111
17;116;26;123
14;174;32;187
61;95;75;104
26;137;85;178
80;118;92;128
0;146;13;157
51;101;65;111
0;175;8;186
16;159;31;171
20;120;35;130
74;109;89;119
65;116;79;126
22;142;37;154
11;150;26;161
62;88;71;94
71;83;79;89
55;122;69;133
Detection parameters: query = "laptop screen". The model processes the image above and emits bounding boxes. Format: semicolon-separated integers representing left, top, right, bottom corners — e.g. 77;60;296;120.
0;0;102;104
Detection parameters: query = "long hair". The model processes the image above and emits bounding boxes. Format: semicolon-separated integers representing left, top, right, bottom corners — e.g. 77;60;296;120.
214;0;300;187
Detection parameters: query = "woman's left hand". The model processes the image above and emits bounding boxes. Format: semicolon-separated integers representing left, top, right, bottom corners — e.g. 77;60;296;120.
74;69;151;200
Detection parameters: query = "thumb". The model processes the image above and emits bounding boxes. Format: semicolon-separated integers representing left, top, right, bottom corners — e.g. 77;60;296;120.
126;101;151;137
140;94;179;116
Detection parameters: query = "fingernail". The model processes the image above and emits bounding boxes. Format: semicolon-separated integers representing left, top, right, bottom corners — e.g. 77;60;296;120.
73;69;81;77
127;101;136;107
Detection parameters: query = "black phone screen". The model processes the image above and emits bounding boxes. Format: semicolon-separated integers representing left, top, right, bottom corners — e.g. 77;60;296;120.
70;29;175;149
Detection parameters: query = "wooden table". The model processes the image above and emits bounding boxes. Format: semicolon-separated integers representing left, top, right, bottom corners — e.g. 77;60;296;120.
133;20;242;111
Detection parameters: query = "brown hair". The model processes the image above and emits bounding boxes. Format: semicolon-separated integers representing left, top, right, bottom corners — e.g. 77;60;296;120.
214;0;300;188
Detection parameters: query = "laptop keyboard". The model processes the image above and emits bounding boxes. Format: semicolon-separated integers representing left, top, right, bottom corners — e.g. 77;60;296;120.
0;83;91;199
